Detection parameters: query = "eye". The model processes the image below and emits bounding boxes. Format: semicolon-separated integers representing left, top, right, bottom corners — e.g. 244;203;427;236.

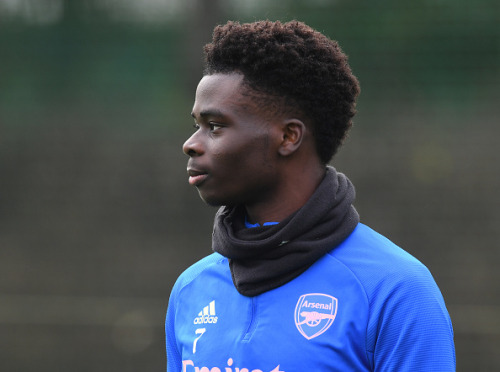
209;122;224;131
192;123;200;130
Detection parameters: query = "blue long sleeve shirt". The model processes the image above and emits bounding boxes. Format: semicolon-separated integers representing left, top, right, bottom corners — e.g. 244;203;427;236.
166;223;455;371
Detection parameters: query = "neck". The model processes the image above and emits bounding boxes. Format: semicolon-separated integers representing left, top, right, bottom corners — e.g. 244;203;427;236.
212;165;359;297
245;162;326;225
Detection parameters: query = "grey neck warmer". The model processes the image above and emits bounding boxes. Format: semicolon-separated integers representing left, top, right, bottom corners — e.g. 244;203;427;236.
212;166;359;297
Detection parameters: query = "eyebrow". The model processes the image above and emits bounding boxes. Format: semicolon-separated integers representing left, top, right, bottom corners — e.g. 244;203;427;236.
191;109;225;119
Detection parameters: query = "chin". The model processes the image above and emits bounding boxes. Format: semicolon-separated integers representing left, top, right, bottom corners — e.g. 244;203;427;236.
199;192;238;208
199;193;224;207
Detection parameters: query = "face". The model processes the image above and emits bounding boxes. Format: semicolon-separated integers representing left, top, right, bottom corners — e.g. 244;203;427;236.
183;73;282;207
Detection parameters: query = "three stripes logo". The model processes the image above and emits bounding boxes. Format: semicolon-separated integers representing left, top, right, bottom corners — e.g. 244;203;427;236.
193;300;218;325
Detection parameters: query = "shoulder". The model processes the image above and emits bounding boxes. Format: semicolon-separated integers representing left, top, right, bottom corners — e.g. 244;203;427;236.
171;252;227;294
328;224;455;369
329;223;435;295
326;223;451;339
167;253;229;322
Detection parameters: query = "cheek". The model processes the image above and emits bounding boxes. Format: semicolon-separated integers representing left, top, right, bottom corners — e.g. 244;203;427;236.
210;131;274;174
212;140;253;165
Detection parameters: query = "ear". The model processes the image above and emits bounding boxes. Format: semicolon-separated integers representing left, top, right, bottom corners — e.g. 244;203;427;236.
278;119;306;157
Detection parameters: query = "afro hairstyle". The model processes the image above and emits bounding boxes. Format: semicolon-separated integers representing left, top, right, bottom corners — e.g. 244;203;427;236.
203;20;360;164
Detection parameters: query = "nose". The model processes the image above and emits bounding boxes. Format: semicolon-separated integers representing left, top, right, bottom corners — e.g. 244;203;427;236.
182;131;204;157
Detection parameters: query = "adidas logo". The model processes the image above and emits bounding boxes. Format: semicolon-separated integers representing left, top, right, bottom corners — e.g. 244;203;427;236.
193;300;218;325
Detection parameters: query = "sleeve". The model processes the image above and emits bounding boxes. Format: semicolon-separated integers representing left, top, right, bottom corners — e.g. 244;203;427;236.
166;281;182;372
369;265;456;371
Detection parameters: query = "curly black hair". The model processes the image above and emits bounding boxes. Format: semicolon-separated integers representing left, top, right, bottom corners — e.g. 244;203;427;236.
203;20;360;164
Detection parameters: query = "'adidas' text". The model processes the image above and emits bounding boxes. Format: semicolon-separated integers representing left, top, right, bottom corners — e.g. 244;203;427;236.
193;300;218;325
194;315;218;324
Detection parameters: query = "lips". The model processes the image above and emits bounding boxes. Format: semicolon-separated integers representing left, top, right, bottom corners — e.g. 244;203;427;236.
187;168;208;186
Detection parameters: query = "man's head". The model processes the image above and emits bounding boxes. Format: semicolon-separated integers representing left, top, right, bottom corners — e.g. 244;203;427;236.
183;20;360;221
203;20;360;164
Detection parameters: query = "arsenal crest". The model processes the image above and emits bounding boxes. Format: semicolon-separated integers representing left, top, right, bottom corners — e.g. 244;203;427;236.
294;293;338;340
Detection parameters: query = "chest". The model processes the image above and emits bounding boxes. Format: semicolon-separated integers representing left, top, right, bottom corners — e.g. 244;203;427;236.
175;261;371;372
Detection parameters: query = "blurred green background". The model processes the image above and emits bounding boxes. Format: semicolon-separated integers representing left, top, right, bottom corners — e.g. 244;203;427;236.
1;0;499;370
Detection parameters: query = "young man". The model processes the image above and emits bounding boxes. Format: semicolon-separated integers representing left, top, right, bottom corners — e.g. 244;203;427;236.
166;20;455;372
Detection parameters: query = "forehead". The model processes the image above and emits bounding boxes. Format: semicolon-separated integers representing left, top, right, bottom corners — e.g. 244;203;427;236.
196;73;244;100
192;73;258;117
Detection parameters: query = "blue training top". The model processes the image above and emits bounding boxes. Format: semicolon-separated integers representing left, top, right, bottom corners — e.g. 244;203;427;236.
166;223;455;372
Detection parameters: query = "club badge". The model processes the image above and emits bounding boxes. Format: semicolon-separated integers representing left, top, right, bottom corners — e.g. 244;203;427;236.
294;293;338;340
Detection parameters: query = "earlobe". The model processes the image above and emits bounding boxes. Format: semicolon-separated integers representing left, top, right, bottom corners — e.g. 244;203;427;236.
278;119;306;157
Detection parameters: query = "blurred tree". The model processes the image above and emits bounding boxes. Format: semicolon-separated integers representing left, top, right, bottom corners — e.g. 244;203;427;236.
61;0;84;22
181;0;228;93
